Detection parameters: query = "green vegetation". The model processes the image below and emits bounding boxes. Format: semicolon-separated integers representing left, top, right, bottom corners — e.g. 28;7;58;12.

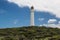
0;26;60;40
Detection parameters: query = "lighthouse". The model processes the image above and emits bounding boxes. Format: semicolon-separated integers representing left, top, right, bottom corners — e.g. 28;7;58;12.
30;6;34;26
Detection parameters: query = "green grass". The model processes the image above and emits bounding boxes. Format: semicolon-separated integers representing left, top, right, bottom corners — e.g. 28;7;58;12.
0;26;60;40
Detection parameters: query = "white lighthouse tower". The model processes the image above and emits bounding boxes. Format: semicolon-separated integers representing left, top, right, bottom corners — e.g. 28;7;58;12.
30;6;34;26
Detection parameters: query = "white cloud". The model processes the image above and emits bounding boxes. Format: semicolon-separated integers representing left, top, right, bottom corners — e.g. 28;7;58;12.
42;24;60;28
40;25;43;26
8;0;60;18
48;19;57;24
13;20;18;24
40;19;60;28
58;21;60;24
38;18;44;21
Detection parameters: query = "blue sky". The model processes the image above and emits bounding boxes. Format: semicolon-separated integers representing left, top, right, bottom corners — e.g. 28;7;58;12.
0;0;60;28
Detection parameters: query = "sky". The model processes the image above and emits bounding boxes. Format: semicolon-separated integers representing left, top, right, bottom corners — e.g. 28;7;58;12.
0;0;60;28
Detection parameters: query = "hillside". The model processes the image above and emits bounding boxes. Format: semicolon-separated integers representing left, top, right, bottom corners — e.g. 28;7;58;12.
0;26;60;40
